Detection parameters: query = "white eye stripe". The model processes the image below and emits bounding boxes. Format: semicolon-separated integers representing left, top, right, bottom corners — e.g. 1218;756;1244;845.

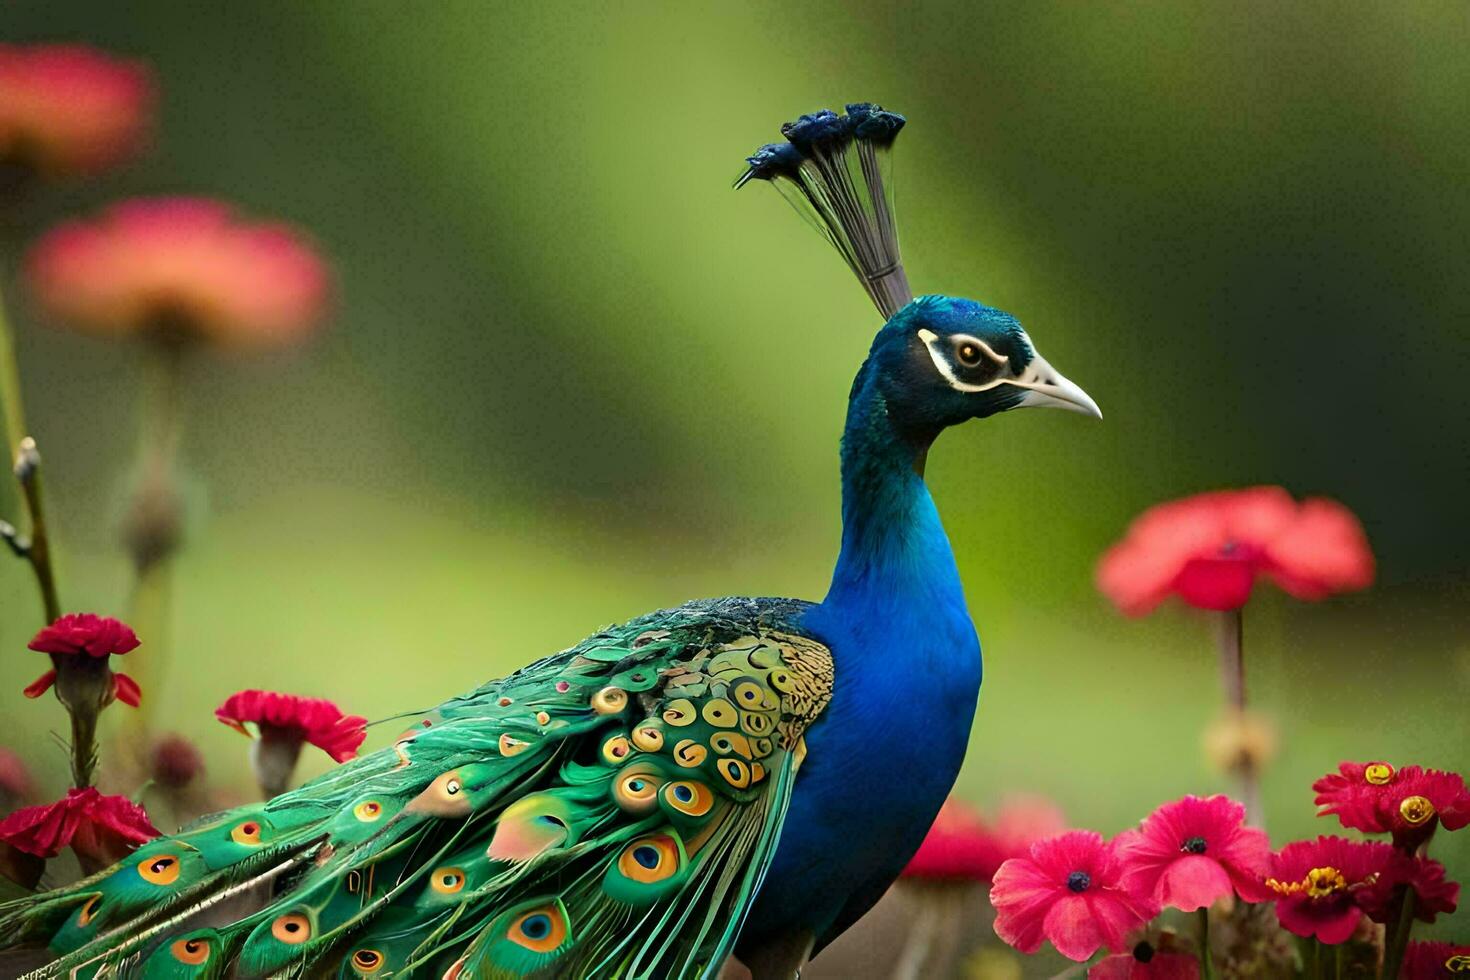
916;328;1011;393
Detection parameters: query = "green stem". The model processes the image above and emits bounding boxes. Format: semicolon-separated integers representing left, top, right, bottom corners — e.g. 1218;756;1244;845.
68;702;99;788
1381;886;1416;980
0;285;61;622
1197;908;1219;980
1217;606;1261;825
1310;939;1322;980
1335;941;1344;980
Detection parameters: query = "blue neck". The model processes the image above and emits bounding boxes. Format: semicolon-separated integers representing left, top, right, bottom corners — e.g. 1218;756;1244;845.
820;375;966;623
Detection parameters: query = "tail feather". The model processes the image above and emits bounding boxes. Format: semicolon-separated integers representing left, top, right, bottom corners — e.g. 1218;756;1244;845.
737;102;912;319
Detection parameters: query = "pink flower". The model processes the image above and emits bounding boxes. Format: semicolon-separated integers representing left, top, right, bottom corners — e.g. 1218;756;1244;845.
1089;942;1200;979
991;830;1158;962
1314;761;1470;849
1116;795;1270;911
0;748;33;809
217;689;366;764
27;197;330;349
0;44;153;177
1401;941;1470;979
0;787;157;865
903;795;1067;882
24;613;142;709
1097;487;1373;615
1358;853;1459;925
1265;836;1394;944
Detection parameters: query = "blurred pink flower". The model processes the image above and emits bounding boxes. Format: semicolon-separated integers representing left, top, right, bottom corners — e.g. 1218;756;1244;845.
903;794;1066;882
1116;795;1270;912
1265;836;1394;944
27;197;330;348
1097;487;1373;615
991;830;1158;962
150;733;205;790
0;748;33;809
0;43;153;177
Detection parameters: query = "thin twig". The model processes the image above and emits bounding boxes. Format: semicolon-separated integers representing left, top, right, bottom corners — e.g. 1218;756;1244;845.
1217;607;1261;825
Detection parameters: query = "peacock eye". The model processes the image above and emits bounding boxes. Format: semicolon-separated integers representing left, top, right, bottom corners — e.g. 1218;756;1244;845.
954;340;984;368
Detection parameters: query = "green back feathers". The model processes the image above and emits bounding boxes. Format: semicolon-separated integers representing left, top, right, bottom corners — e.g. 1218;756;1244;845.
0;599;833;979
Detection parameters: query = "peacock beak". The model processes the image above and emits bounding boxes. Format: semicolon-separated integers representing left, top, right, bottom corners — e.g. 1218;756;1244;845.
1015;354;1103;419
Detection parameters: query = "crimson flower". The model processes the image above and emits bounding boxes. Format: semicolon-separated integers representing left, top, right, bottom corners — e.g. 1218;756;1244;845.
1358;853;1459;925
903;795;1067;882
1097;486;1373;615
991;830;1158;962
1265;836;1395;943
0;787;157;869
218;690;365;797
24;613;141;709
1314;761;1470;850
0;44;153;178
1401;942;1470;979
1116;795;1270;911
1088;941;1200;980
27;197;330;349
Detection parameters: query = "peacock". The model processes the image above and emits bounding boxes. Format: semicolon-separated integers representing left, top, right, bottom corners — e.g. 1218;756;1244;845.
0;102;1100;980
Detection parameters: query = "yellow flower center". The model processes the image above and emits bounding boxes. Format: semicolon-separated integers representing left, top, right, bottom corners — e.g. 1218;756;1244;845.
1399;795;1436;826
1305;866;1348;898
1364;763;1395;785
1271;866;1350;898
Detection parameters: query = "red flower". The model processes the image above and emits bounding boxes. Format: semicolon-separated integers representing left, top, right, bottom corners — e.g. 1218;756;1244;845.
903;795;1067;882
1401;941;1470;979
1089;942;1201;980
216;690;366;764
0;787;157;864
991;830;1158;962
24;613;141;709
1116;795;1270;911
1097;487;1373;615
150;733;205;790
1314;761;1470;848
0;44;153;177
1358;853;1459;925
26;197;330;348
1265;836;1394;944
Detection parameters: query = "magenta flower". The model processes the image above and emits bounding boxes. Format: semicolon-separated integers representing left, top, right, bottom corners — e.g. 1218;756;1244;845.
1265;836;1395;943
902;795;1067;882
1088;941;1201;979
1401;941;1470;979
0;787;157;874
1314;761;1470;849
1115;795;1270;911
990;830;1158;962
1357;852;1459;925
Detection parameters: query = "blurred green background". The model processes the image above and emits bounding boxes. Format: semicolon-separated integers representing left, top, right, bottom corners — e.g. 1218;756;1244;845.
2;0;1468;943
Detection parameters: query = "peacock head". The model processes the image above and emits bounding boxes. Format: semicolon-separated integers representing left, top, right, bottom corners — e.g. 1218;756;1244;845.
868;294;1100;436
738;101;1101;437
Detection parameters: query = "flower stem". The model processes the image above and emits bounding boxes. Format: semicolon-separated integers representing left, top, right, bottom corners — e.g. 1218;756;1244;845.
1216;606;1261;825
1381;886;1416;980
68;702;99;788
0;286;60;623
1197;908;1219;980
122;342;186;748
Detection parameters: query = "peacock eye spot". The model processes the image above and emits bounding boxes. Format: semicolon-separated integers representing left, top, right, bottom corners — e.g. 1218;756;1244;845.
633;845;661;869
674;785;694;803
446;779;461;795
521;914;551;940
